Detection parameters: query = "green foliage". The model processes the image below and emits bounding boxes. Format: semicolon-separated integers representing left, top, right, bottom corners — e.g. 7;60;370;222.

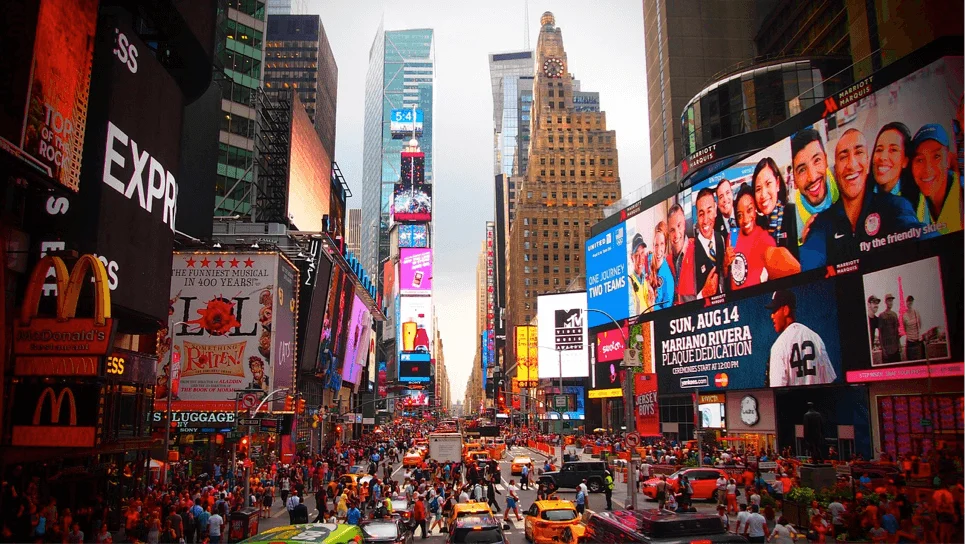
785;486;816;504
816;482;854;505
682;457;699;468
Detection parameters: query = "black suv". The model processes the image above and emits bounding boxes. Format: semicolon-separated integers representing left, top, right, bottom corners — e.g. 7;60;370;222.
538;461;610;493
583;509;747;543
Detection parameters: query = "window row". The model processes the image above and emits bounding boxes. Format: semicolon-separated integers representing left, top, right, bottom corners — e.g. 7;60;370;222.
225;19;263;50
541;157;614;166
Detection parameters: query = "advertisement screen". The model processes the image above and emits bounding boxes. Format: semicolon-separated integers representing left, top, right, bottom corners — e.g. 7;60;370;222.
399;248;433;295
0;0;99;191
317;264;345;389
377;361;387;397
401;390;429;407
399;297;433;355
593;360;622;394
297;241;333;371
163;253;291;411
288;95;332;232
652;279;842;394
399;351;431;382
515;325;538;387
595;326;627;363
390;109;424;139
699;403;725;429
536;292;589;379
271;256;299;411
392;182;432;222
398;224;429;248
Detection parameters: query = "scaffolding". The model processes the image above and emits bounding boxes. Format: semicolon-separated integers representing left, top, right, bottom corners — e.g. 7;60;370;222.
254;88;293;225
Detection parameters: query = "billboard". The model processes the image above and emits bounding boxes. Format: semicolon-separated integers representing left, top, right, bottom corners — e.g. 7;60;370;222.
399;248;433;295
0;0;99;191
392;182;432;222
481;331;490;395
399;297;433;354
377;360;387;397
543;385;585;420
634;374;660;436
401;390;429;407
515;325;538;387
485;222;496;377
288;94;332;232
164;252;298;411
398;224;429;248
588;54;963;324
536;292;589;379
341;294;372;386
399;351;431;382
652;279;842;394
390;109;424;139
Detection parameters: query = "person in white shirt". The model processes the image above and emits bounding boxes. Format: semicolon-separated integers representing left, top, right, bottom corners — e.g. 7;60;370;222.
207;512;224;544
458;488;470;504
766;290;837;386
577;480;590;510
286;493;300;524
744;505;767;543
716;476;729;507
735;505;751;535
749;491;761;507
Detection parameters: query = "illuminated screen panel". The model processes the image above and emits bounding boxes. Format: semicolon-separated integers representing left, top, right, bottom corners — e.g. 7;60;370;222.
288;97;331;232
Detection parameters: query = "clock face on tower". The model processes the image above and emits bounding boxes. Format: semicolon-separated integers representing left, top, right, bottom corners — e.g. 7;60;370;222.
543;57;564;78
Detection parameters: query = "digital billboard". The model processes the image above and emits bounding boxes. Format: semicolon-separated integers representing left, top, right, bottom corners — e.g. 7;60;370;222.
0;0;99;191
634;374;660;436
398;224;429;248
536;292;589;379
399;351;431;382
163;253;297;411
545;385;585;420
515;325;538;387
587;55;963;325
652;279;842;394
288;94;332;232
377;360;387;397
341;294;372;386
401;390;429;407
392;182;432;222
592;326;626;398
399;248;433;295
399;296;433;354
390;109;424;139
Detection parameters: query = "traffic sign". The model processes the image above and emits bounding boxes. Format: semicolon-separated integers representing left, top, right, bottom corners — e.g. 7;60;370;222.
238;418;259;427
554;395;568;409
624;432;641;447
241;393;258;409
259;418;282;433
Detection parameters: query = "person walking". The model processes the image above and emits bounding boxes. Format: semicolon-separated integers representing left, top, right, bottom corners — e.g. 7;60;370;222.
655;475;668;510
412;494;429;539
504;480;522;522
575;486;587;515
604;470;615;510
520;464;530;490
486;478;502;513
286;491;300;524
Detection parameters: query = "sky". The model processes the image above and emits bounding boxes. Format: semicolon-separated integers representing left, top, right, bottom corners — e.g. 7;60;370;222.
309;0;649;403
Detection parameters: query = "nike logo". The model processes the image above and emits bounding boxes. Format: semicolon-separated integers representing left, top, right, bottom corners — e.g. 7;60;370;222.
833;233;845;239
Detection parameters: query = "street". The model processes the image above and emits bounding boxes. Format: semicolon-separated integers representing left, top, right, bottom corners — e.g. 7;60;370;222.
254;445;722;543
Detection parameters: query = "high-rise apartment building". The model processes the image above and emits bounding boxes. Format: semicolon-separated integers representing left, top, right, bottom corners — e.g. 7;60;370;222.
345;208;362;256
213;1;269;217
362;27;435;284
264;14;338;160
506;11;622;360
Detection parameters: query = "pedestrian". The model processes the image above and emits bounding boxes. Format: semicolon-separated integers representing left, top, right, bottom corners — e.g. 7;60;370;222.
604;470;614;510
286;490;300;524
486;478;502;513
428;492;445;534
769;516;795;544
412;494;429;539
521;464;530;490
575;486;586;515
504;480;522;522
744;504;767;543
346;501;362;526
717;505;730;533
207;508;224;544
655;475;668;510
726;478;739;515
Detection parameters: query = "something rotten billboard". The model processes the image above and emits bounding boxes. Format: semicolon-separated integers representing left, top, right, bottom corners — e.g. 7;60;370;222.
399;248;433;295
651;280;842;394
160;252;299;411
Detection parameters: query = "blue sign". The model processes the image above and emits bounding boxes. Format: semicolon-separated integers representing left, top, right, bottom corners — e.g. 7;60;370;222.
390;109;424;138
585;224;628;327
561;386;586;420
399;352;431;382
481;331;491;393
398;224;429;248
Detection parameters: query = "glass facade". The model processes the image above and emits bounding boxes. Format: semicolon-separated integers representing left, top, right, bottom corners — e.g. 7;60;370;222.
214;4;267;218
361;27;435;282
680;58;850;157
489;51;533;176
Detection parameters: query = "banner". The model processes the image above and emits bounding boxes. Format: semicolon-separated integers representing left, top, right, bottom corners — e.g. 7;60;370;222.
515;325;538;387
399;248;433;295
634;373;660;436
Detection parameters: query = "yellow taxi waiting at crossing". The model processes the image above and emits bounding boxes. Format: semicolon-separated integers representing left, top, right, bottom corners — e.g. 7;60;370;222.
523;500;585;544
448;501;495;531
510;456;532;475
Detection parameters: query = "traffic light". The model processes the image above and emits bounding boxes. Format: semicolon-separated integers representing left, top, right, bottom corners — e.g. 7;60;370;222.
335;424;343;434
296;398;306;414
240;436;249;453
284;395;294;411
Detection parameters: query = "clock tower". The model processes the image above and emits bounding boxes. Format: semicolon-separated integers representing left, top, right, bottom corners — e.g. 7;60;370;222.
506;12;622;390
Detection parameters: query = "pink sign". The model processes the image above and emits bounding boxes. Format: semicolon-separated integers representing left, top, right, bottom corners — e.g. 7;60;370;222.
595;326;627;363
847;362;964;383
399;248;432;295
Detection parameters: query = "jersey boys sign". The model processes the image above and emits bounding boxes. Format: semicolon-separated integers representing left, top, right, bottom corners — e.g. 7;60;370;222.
652;280;842;393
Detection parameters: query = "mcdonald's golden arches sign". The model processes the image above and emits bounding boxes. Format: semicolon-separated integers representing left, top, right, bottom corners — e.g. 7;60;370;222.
10;382;102;448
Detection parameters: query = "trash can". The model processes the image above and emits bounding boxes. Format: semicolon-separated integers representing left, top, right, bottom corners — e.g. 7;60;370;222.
228;508;261;543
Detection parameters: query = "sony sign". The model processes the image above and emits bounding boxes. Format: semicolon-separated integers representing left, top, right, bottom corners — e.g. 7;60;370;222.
102;121;178;231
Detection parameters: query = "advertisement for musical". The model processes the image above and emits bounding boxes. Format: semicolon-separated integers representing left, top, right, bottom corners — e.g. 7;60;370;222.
399;248;433;295
161;252;298;411
634;373;660;437
652;280;842;394
514;325;538;387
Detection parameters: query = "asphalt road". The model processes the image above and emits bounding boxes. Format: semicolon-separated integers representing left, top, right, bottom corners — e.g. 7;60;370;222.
255;445;723;543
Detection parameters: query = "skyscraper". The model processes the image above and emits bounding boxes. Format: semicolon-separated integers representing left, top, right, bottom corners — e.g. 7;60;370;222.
362;26;435;285
506;11;621;356
213;3;269;218
264;14;338;161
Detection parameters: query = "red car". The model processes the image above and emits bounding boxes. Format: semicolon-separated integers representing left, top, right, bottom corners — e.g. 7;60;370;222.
641;468;730;501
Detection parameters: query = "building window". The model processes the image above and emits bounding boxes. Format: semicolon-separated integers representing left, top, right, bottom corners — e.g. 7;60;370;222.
542;218;549;225
543;278;550;285
549;90;554;97
527;191;533;198
543;266;550;273
558;101;564;108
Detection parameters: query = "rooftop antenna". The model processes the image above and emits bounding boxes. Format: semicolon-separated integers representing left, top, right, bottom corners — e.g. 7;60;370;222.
523;0;530;49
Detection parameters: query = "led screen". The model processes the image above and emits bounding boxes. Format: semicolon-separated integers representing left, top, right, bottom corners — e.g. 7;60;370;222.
399;248;432;295
536;292;589;379
392;182;432;222
390;109;424;139
288;95;332;232
398;224;429;248
399;351;431;382
399;297;433;356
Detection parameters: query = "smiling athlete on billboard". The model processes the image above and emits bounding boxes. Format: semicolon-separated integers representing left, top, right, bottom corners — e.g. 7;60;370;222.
767;290;837;387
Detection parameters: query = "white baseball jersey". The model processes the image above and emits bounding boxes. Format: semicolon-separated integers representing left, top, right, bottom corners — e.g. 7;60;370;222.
769;322;836;386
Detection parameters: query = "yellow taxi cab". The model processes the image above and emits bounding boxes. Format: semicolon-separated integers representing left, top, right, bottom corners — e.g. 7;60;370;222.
510;456;532;475
463;442;482;457
448;501;495;530
487;438;506;460
523;500;585;544
337;473;372;492
465;450;491;464
402;451;423;468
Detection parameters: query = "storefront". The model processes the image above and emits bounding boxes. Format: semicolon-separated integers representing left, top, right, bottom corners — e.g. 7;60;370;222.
725;390;777;455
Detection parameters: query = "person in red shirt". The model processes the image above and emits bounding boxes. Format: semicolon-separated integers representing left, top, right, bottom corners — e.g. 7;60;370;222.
725;186;801;291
